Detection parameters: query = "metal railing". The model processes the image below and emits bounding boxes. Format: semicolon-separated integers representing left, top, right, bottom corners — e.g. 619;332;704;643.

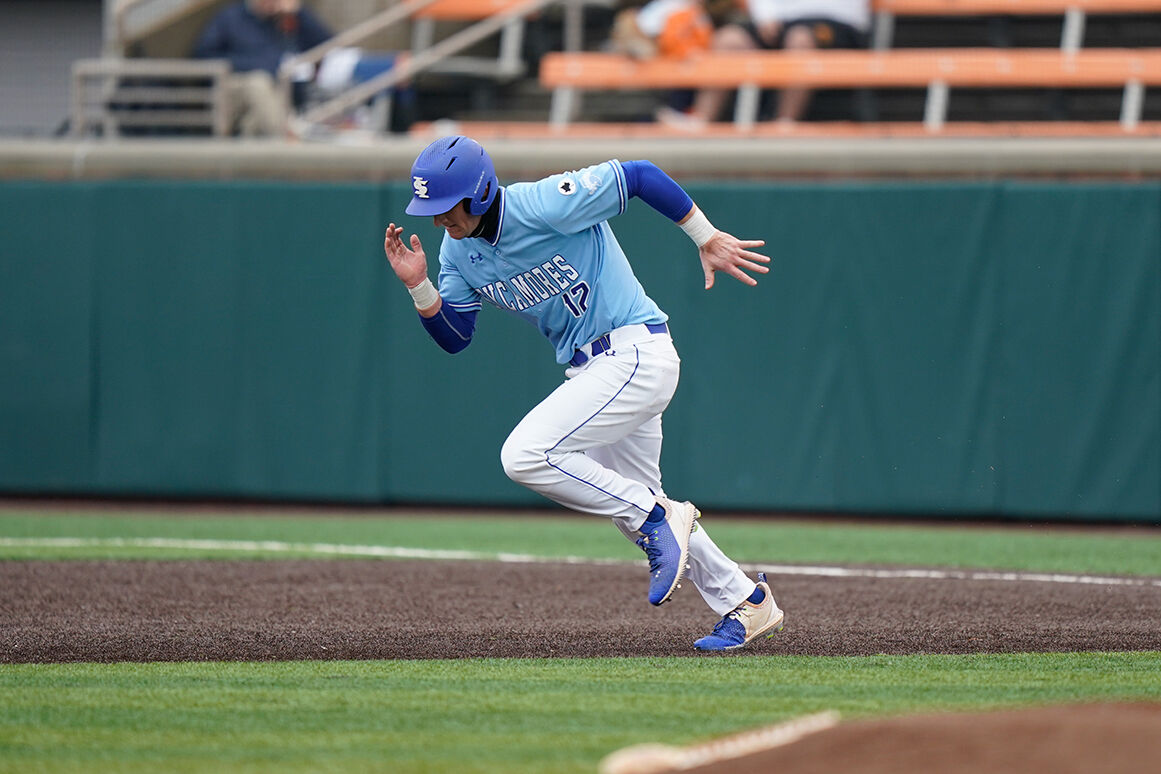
109;0;222;55
94;0;606;137
71;57;231;137
278;0;601;131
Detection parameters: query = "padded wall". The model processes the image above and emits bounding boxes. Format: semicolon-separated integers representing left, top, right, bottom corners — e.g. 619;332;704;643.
1;180;1157;519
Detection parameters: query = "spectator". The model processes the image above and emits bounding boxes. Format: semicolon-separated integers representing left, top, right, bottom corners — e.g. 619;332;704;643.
750;0;870;121
608;0;734;122
659;0;870;127
611;0;713;60
192;0;332;136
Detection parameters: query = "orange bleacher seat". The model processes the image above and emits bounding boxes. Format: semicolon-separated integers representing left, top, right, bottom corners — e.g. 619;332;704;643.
539;48;1161;131
409;0;539;79
413;0;531;19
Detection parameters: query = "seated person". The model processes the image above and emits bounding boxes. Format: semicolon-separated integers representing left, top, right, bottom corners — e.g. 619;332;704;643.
193;0;332;136
745;0;870;122
659;0;870;127
608;0;730;122
610;0;715;60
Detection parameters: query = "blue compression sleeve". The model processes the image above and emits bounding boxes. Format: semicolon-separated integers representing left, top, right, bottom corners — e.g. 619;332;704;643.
622;160;694;222
419;305;477;354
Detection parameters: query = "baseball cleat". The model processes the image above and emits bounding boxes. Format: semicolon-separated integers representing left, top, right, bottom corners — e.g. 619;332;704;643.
693;572;785;651
636;497;700;606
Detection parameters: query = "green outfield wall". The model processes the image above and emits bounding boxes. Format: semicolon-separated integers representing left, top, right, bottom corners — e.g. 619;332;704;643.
2;180;1158;520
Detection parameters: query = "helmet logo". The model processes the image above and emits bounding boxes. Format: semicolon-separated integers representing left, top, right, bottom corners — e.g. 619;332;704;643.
413;176;430;199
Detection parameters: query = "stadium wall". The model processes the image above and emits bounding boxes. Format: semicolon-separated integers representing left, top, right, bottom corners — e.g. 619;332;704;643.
1;178;1158;521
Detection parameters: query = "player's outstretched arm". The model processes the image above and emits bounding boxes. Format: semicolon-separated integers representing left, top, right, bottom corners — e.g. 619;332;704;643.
619;161;769;290
384;223;440;316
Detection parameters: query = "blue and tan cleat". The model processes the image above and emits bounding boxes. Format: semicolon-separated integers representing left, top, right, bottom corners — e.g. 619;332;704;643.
636;497;700;606
693;572;785;651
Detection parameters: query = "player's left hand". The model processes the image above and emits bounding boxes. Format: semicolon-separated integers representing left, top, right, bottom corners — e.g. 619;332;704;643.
699;231;770;289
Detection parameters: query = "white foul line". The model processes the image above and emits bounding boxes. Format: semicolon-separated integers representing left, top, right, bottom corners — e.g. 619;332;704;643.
1;537;1159;588
600;710;841;774
746;563;1161;588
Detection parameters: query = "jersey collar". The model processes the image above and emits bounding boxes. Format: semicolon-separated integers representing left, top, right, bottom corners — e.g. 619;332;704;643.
489;187;505;247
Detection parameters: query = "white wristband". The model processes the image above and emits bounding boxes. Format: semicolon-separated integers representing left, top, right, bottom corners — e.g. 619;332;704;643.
679;206;717;247
407;277;439;310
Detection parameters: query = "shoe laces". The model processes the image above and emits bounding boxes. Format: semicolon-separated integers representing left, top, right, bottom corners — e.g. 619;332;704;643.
636;532;663;574
706;606;748;646
712;607;744;636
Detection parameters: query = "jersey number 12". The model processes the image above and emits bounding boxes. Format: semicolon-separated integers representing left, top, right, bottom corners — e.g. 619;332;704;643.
562;281;590;318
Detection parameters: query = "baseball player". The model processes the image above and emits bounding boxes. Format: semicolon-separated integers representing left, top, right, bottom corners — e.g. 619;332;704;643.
383;135;784;651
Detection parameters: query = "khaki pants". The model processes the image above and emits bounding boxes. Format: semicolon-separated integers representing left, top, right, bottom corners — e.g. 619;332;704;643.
225;70;286;137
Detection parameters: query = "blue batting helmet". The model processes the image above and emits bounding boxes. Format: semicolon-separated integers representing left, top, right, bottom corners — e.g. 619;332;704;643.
405;135;498;217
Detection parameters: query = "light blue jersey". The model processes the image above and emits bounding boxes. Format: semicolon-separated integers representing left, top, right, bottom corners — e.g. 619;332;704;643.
434;159;668;365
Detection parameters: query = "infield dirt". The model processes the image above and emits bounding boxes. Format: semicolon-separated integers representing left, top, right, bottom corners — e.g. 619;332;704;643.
2;557;1159;661
3;557;1160;773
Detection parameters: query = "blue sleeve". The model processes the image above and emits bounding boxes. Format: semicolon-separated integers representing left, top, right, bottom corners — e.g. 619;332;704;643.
622;160;694;223
419;305;477;354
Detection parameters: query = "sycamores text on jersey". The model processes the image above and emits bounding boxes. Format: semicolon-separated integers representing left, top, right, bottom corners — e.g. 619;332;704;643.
477;255;585;314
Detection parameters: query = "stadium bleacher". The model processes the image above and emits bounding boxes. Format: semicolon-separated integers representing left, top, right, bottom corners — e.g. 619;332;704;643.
46;0;1159;139
1;0;1160;181
535;47;1161;135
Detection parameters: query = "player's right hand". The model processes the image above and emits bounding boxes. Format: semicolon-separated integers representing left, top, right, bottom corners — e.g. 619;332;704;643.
384;223;429;288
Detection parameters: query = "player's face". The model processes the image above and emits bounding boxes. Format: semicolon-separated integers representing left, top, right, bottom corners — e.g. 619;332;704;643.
432;201;481;240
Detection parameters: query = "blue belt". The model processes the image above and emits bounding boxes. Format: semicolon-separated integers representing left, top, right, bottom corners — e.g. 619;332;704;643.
569;322;669;367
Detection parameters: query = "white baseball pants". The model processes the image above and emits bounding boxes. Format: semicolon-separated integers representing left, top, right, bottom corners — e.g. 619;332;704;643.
500;324;756;616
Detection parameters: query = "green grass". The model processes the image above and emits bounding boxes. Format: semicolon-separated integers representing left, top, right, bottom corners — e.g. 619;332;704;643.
1;508;1160;575
3;653;1161;774
2;506;1159;772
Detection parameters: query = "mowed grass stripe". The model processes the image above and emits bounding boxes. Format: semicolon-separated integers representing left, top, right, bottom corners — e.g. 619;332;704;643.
3;653;1161;774
2;536;1159;588
1;510;1160;575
